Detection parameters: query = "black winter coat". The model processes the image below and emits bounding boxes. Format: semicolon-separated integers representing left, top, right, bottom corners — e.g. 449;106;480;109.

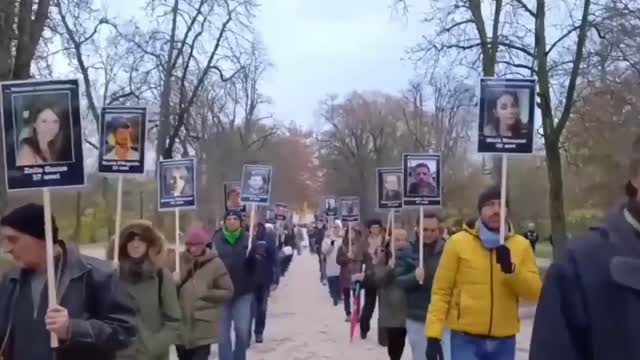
0;242;137;360
530;208;640;360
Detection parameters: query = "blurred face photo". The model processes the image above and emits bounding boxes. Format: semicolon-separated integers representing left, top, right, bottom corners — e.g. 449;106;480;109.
414;164;432;184
384;175;399;191
34;109;61;143
166;166;189;195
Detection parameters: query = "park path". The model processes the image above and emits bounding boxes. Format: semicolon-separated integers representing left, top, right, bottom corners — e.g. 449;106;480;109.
81;245;536;359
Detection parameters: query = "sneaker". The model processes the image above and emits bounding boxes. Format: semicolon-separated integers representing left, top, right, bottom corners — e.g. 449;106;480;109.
255;334;264;343
360;331;368;340
333;298;339;306
345;315;351;322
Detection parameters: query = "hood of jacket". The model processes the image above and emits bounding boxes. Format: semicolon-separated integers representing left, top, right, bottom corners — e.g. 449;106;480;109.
106;220;167;268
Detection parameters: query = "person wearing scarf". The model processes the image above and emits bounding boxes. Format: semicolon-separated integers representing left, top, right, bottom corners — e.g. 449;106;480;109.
426;186;541;360
212;210;257;360
531;138;640;360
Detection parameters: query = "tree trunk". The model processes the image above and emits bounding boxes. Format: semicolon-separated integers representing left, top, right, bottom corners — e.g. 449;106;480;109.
545;141;567;260
72;191;82;239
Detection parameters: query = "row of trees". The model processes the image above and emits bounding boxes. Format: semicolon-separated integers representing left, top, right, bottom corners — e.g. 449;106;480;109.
317;0;640;258
0;0;322;240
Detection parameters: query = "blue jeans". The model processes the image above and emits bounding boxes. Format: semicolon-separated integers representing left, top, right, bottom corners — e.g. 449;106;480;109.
250;286;270;336
326;276;340;304
405;320;451;360
450;331;515;360
218;293;253;360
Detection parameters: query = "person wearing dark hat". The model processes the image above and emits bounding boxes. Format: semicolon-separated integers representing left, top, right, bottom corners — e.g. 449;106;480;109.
0;203;137;360
212;209;258;360
530;138;640;360
425;185;541;360
104;117;139;161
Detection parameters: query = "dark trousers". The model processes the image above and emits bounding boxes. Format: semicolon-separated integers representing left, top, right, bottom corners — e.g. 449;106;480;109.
343;287;352;316
386;327;407;360
250;285;270;336
360;286;377;335
327;276;340;304
176;345;211;360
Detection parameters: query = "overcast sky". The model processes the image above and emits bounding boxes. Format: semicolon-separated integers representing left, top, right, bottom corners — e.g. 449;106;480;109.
255;0;427;128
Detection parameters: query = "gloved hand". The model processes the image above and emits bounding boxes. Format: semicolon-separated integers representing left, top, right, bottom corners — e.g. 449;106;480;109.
426;337;444;360
495;245;514;274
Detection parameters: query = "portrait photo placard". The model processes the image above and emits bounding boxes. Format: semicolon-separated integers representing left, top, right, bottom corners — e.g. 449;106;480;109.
1;79;85;190
98;106;147;174
324;196;338;217
275;202;288;221
224;181;247;213
402;153;442;207
340;196;360;223
478;77;536;154
377;167;403;209
240;164;272;205
158;158;197;211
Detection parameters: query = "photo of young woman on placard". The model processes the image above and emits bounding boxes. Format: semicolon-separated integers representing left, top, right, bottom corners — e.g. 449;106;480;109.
15;95;73;166
478;78;535;154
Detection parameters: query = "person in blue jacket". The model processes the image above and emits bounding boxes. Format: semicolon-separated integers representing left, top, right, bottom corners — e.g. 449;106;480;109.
248;222;280;344
530;140;640;360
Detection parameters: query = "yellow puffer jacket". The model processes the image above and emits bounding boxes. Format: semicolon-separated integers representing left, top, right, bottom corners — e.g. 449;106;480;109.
425;222;541;339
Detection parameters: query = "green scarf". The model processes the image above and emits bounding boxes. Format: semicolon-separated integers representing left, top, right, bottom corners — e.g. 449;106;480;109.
223;227;243;245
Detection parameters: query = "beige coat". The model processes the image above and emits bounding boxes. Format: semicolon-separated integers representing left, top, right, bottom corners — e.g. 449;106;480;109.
174;248;234;348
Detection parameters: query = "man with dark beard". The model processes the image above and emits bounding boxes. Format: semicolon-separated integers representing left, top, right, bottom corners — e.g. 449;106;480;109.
530;138;640;359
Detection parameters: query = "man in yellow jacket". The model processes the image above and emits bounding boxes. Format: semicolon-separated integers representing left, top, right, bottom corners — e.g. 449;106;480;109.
425;186;542;360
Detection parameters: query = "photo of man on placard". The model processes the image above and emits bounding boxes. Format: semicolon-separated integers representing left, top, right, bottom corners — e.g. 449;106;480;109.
103;115;141;161
325;197;338;216
382;174;402;202
163;165;194;197
240;164;272;204
157;158;197;210
224;182;246;212
407;161;438;196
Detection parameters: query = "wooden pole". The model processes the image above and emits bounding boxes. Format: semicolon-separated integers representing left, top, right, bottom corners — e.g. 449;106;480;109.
112;175;123;269
43;188;59;348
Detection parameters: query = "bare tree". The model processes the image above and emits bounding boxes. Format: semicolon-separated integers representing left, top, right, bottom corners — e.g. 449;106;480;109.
112;0;257;160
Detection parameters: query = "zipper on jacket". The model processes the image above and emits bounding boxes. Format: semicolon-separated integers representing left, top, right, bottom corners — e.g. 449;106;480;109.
488;250;494;336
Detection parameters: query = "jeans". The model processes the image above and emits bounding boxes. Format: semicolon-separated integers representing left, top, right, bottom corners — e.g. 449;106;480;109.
450;331;515;360
318;255;327;282
250;285;270;336
176;345;211;360
327;276;341;305
405;319;451;360
359;285;377;335
218;293;253;360
405;319;427;360
343;287;352;316
386;327;407;360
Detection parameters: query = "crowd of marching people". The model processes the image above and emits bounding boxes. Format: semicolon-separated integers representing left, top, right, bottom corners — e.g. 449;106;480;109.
1;144;640;360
